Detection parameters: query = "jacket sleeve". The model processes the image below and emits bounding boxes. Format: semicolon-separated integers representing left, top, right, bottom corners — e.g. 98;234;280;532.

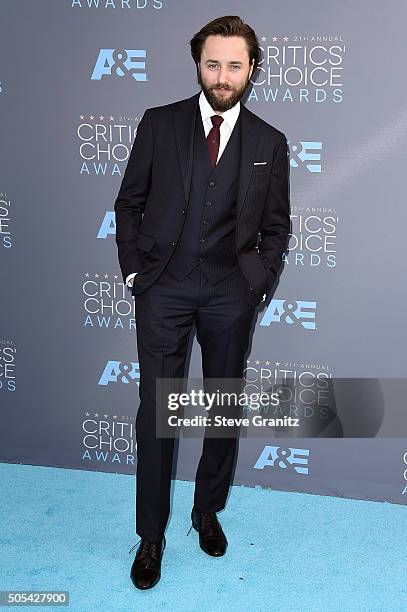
114;108;153;284
258;133;291;291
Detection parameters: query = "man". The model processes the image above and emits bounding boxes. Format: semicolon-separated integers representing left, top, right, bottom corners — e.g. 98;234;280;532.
114;15;291;590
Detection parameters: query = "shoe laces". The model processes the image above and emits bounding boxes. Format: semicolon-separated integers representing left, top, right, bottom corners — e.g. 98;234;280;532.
186;510;218;536
201;512;219;529
128;536;165;560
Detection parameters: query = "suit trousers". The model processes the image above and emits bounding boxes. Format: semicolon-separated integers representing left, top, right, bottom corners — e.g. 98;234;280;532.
133;263;261;541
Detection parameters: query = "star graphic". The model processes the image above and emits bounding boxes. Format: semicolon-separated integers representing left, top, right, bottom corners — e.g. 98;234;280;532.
85;273;89;277
80;115;84;120
90;115;94;120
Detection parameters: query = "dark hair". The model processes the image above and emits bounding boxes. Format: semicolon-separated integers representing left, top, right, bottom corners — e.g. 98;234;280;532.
190;15;261;76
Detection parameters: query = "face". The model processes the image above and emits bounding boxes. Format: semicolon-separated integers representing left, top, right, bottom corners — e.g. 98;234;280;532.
197;34;254;113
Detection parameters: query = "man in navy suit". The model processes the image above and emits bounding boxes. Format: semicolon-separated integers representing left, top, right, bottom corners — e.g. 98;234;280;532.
114;15;291;589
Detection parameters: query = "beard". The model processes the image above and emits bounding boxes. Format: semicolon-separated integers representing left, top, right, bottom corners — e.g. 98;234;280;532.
197;68;251;112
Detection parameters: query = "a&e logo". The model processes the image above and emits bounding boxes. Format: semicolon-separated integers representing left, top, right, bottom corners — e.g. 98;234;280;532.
289;140;322;173
260;299;317;329
254;445;310;475
98;360;140;385
91;50;147;81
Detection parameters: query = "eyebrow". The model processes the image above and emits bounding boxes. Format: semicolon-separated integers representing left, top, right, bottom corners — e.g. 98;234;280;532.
205;59;243;64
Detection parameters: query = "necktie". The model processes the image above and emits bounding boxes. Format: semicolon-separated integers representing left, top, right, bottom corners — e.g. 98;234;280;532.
206;114;224;168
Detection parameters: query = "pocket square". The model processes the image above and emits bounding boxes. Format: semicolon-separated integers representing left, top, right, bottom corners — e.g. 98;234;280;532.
253;161;267;165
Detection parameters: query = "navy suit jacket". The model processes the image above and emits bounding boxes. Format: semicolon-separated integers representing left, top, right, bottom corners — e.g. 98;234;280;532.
114;90;291;299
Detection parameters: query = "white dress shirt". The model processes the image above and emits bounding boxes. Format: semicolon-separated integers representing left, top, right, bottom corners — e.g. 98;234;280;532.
125;90;241;288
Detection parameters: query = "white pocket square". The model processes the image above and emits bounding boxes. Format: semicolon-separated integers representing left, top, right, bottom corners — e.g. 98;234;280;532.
253;161;267;165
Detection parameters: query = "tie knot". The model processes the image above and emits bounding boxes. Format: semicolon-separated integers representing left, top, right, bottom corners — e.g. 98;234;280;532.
211;115;223;129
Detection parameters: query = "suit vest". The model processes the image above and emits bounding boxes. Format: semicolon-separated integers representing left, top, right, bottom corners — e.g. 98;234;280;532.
165;106;241;283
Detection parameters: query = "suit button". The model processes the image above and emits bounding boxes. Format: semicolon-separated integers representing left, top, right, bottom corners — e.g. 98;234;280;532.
205;201;212;206
202;220;208;225
249;286;254;291
181;209;186;215
198;257;203;262
171;241;175;247
200;238;206;244
209;181;215;187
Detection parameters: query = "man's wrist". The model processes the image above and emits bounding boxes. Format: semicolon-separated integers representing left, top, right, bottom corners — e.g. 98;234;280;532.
125;272;138;287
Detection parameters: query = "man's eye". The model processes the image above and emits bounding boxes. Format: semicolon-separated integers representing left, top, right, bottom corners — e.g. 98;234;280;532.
207;64;240;70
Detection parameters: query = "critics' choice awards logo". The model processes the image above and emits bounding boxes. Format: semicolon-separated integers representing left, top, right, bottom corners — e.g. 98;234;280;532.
82;413;136;466
77;113;142;176
248;33;345;104
244;359;332;421
285;208;338;269
254;445;310;475
0;194;12;248
260;299;317;329
91;50;147;81
82;273;136;330
98;361;140;386
0;340;16;392
72;0;164;10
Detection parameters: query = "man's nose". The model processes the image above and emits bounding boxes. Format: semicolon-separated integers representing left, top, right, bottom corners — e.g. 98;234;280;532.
218;67;229;83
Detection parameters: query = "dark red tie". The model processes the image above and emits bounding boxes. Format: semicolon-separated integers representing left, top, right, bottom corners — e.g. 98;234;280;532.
206;114;224;168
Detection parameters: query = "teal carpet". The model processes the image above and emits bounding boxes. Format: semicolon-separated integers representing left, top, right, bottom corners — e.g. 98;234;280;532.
0;463;406;611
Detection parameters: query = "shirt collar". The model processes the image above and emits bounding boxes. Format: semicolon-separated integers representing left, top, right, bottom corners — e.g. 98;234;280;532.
199;90;240;130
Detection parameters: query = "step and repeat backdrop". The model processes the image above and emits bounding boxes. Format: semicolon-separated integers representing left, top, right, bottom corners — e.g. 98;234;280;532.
1;1;407;504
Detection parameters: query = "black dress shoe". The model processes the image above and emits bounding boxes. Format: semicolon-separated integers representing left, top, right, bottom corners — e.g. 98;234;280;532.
129;535;166;590
189;506;227;556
